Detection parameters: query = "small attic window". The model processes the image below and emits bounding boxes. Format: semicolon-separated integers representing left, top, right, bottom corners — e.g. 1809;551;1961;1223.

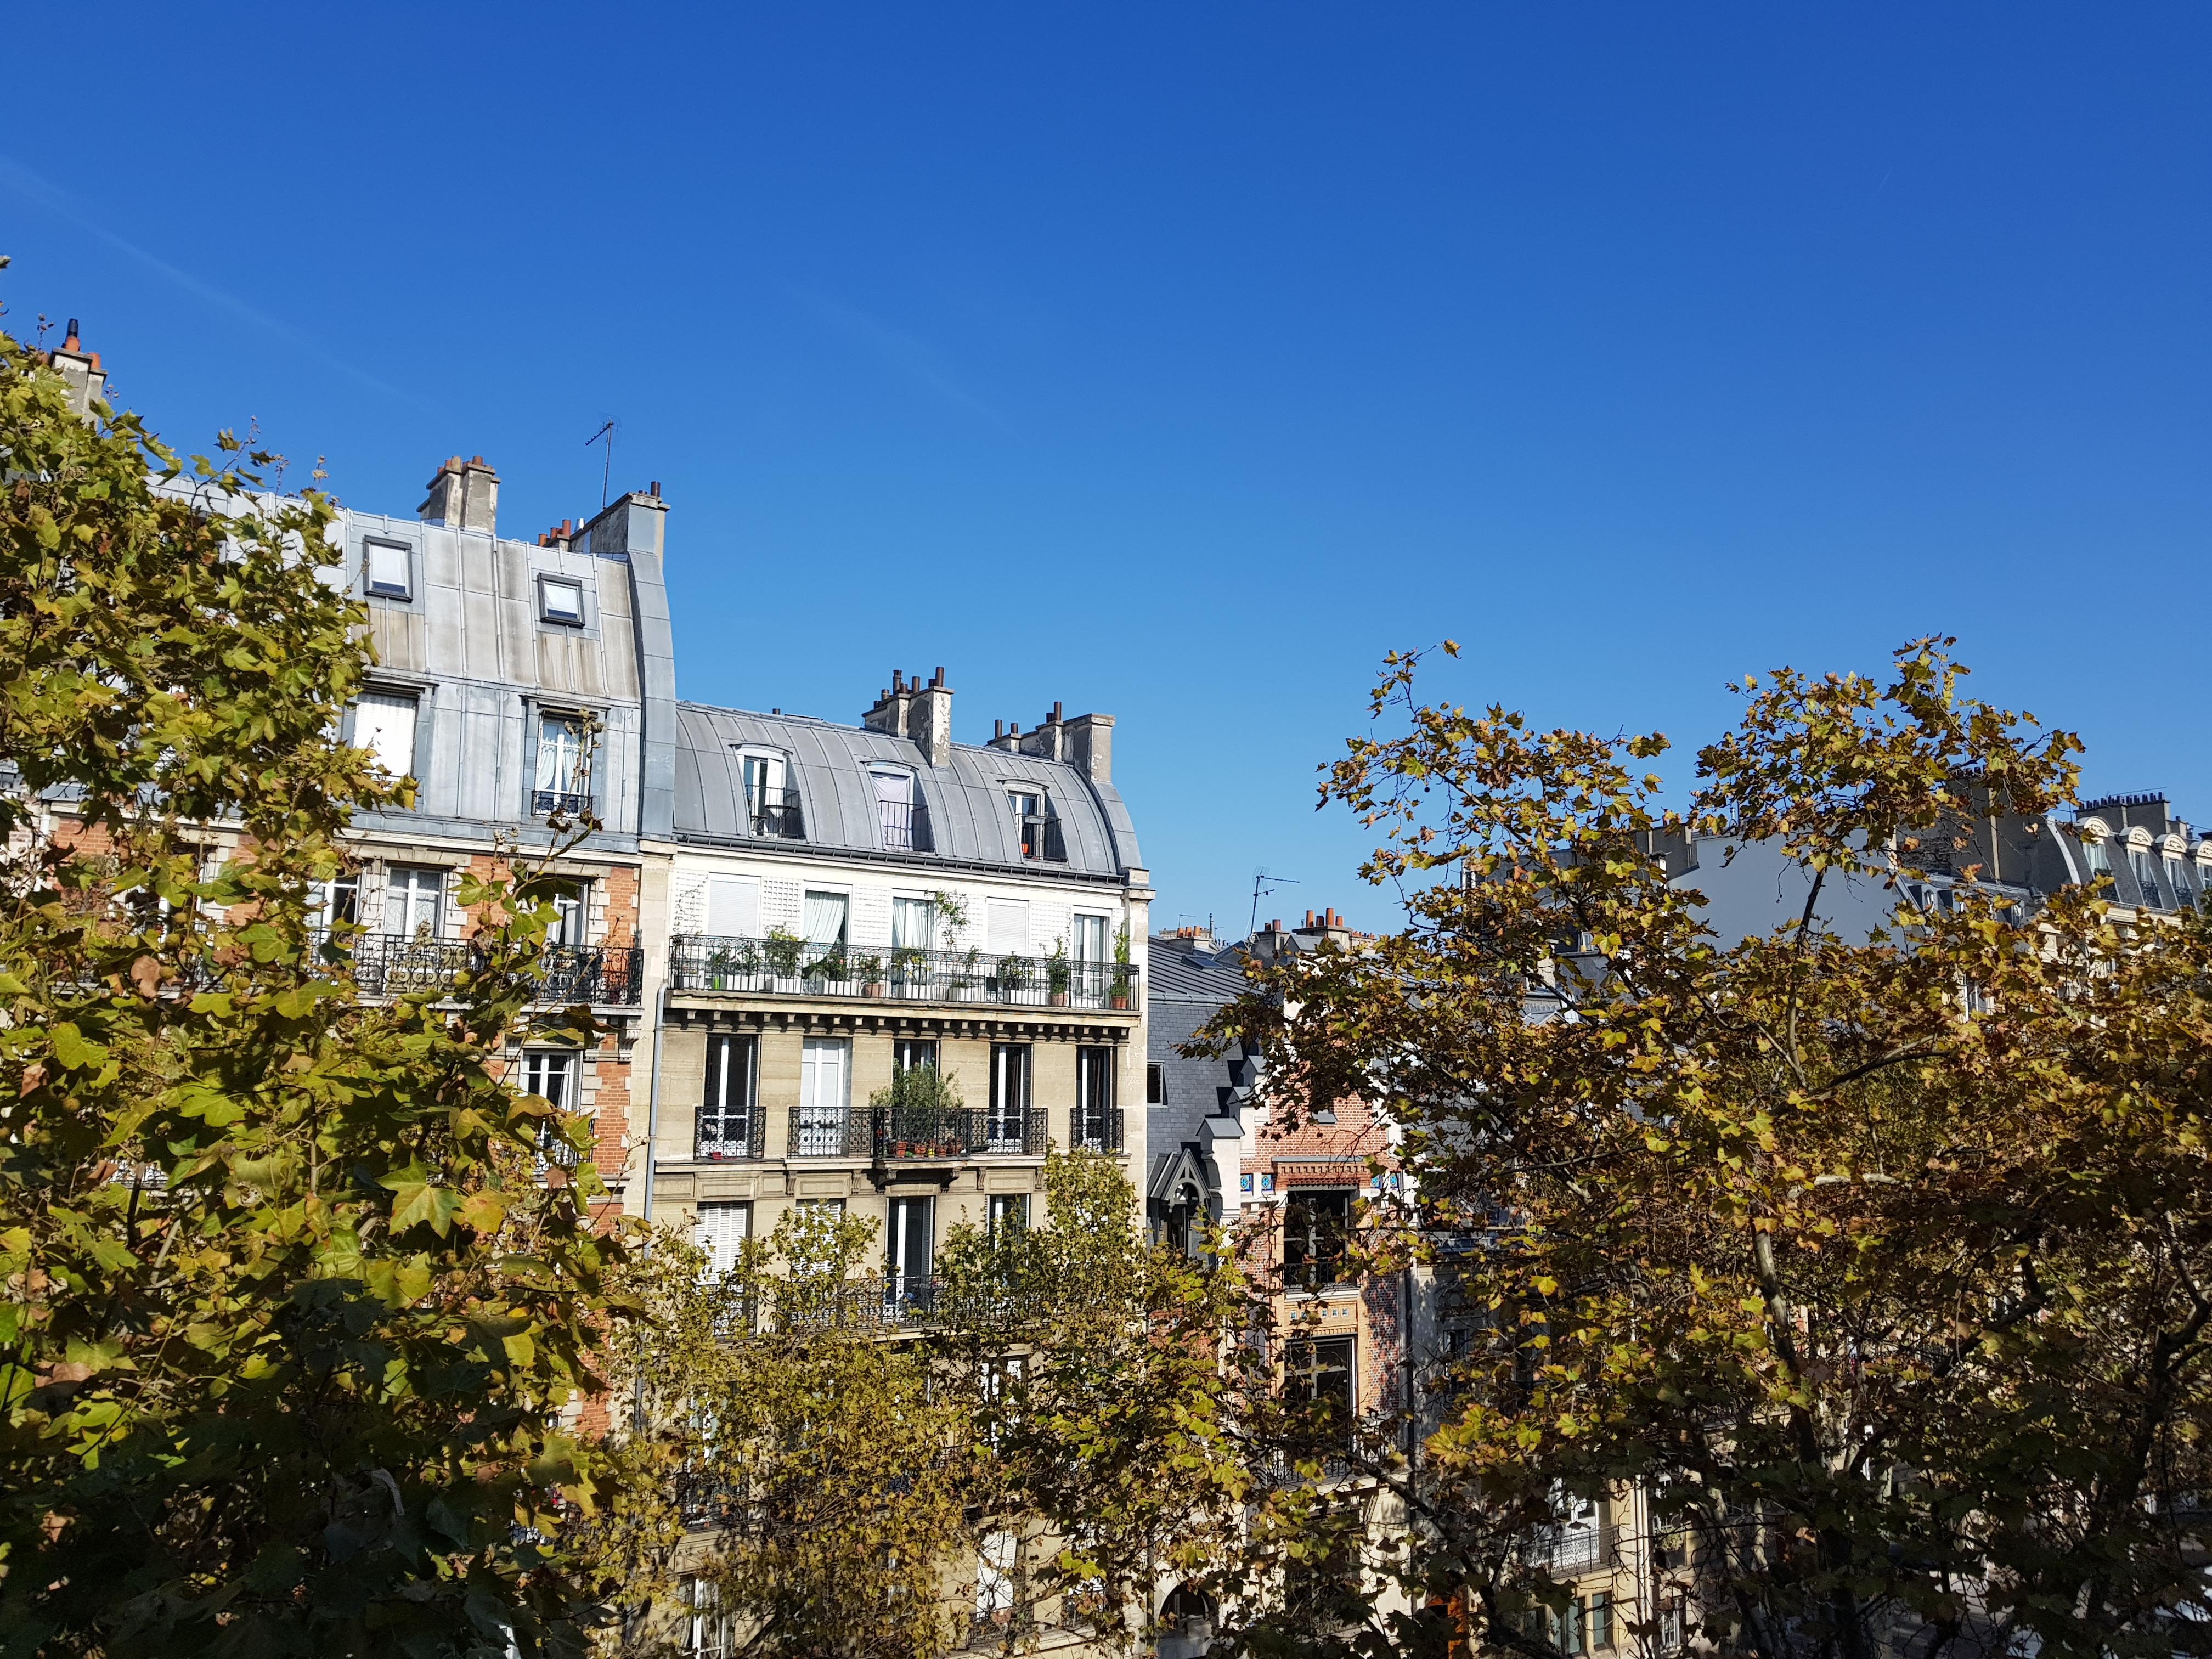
364;538;412;599
539;576;586;627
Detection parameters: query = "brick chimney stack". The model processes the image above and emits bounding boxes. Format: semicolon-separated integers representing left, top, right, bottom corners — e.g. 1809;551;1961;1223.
862;668;920;739
419;455;499;534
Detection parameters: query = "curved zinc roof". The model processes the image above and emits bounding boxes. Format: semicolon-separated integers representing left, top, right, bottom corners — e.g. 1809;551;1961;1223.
670;703;1142;879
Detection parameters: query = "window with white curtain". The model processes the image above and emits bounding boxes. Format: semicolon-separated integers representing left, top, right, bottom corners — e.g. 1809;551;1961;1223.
695;1201;751;1279
892;895;935;951
986;898;1030;955
873;769;917;850
802;890;848;947
1071;913;1109;963
383;866;444;936
534;712;591;815
354;692;418;781
706;874;760;938
976;1529;1017;1622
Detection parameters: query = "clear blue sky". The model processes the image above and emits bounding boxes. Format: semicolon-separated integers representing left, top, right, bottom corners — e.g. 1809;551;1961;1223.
6;6;2206;934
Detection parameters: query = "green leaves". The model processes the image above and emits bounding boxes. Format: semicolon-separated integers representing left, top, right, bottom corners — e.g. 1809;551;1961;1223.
0;329;637;1657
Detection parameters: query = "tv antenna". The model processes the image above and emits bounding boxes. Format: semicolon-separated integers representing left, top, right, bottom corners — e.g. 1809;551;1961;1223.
1249;868;1300;940
585;419;616;510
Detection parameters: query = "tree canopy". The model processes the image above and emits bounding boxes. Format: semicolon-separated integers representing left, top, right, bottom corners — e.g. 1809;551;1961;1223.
1206;639;2212;1659
0;329;636;1656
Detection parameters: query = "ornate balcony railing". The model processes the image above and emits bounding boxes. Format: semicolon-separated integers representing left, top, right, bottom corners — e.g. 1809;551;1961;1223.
313;930;644;1007
878;797;934;853
749;787;805;840
669;935;1136;1012
787;1104;1051;1160
1071;1105;1123;1154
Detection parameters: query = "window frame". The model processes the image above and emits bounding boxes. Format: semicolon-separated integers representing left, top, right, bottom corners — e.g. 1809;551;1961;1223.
1282;1187;1355;1289
1007;787;1065;862
699;1033;758;1160
989;1042;1031;1147
537;573;588;628
531;706;596;817
362;535;414;600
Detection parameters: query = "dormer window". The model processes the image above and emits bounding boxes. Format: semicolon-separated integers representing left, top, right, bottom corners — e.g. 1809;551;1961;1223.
539;575;586;627
364;538;412;599
872;769;930;852
741;751;803;840
1009;789;1065;862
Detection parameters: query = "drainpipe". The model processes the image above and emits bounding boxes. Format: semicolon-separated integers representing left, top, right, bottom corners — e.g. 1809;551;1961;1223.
631;979;669;1433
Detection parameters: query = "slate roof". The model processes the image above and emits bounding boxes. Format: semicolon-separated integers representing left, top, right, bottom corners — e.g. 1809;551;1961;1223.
669;703;1143;880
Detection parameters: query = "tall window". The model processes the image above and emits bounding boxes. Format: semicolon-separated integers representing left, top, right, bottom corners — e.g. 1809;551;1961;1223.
2131;848;2166;908
1283;1335;1355;1447
524;1049;582;1167
873;769;919;851
681;1577;731;1659
795;1037;849;1156
887;1195;934;1307
311;872;360;928
1008;789;1064;862
696;1201;751;1279
1282;1188;1352;1288
892;1037;939;1074
988;1192;1029;1239
989;1043;1030;1150
549;881;589;946
2082;834;2112;877
698;1034;757;1159
354;691;419;781
802;890;849;947
383;866;443;937
975;1529;1017;1627
534;712;591;815
742;752;800;839
891;895;935;952
1075;1046;1116;1150
1071;913;1109;962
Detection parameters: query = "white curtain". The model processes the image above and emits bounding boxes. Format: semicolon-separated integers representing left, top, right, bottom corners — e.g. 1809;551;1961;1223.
1073;913;1108;962
803;890;848;946
537;714;585;794
892;895;934;950
355;692;417;780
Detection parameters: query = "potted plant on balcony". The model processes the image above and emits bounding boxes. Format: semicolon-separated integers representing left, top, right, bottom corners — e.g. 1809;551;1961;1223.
1111;923;1133;1009
869;1063;966;1160
992;953;1033;1001
1046;938;1071;1007
947;946;980;1002
809;944;850;986
764;927;805;981
853;953;885;997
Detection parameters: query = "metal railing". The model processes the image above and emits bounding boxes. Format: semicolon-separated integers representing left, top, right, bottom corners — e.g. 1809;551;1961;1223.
749;787;805;840
669;935;1136;1011
878;798;934;853
314;930;644;1006
1071;1105;1123;1154
787;1104;1051;1160
532;787;592;816
695;1109;757;1161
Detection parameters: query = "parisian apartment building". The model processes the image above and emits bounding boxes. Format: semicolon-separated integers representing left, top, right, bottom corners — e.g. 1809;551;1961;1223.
326;447;1154;1297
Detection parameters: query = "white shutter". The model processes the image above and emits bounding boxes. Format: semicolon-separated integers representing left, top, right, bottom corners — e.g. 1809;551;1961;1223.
696;1201;752;1279
355;693;418;779
986;898;1030;954
706;875;760;938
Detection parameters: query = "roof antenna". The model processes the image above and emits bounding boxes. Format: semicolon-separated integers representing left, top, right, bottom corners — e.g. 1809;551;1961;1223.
1249;868;1299;941
585;419;615;510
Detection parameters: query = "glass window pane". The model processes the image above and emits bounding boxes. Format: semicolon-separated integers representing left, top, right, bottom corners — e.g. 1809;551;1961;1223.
356;692;418;780
365;540;410;597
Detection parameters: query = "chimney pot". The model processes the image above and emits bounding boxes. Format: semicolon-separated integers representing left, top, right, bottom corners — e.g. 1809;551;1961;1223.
650;479;661;497
933;667;945;687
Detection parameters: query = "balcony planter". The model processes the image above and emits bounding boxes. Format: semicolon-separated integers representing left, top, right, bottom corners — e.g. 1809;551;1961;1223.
1049;990;1070;1007
1110;991;1130;1010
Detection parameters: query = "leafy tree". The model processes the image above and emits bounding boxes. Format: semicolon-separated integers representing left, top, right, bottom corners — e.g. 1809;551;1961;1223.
935;1150;1256;1652
1206;639;2212;1659
0;329;635;1655
609;1205;968;1659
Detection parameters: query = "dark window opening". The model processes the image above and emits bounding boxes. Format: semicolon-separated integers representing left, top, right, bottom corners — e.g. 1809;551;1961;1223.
698;1034;757;1160
1282;1188;1353;1289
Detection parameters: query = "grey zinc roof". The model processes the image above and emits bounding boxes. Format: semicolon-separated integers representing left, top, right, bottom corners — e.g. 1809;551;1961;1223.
670;703;1142;878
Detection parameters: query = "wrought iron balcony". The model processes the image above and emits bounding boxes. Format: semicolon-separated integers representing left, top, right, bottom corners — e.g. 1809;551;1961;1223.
1071;1105;1123;1154
669;935;1136;1012
878;797;934;853
786;1104;1051;1160
749;787;805;840
313;930;644;1007
695;1107;757;1161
